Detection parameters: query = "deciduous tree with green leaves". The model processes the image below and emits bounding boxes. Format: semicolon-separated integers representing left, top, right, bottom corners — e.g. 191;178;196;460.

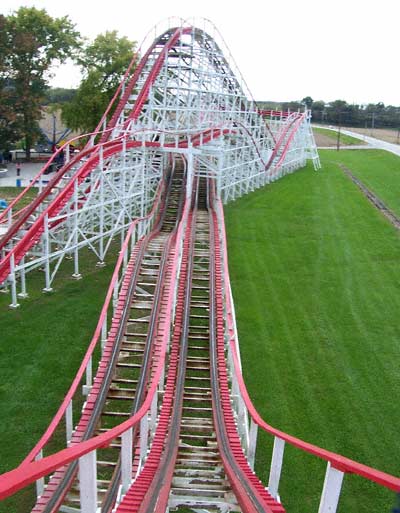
0;7;80;157
62;31;137;134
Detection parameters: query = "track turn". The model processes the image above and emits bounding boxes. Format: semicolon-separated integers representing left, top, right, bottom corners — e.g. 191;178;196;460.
0;19;398;513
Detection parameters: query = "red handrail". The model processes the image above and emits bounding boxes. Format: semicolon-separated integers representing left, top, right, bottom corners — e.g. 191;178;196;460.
20;178;164;466
0;191;191;500
216;197;400;493
0;128;124;227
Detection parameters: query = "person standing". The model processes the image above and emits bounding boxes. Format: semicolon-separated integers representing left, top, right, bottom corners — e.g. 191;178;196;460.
16;161;22;187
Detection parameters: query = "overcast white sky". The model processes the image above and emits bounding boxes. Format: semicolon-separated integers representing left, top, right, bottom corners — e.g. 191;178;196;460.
2;0;399;105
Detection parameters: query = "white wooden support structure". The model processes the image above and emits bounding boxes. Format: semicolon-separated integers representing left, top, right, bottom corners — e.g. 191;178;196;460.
186;144;194;200
268;436;285;501
101;314;108;352
9;253;19;309
150;392;158;437
139;413;149;469
121;428;133;494
65;400;73;445
247;419;258;470
18;256;28;298
113;281;119;312
7;208;12;228
318;463;345;513
34;450;45;498
83;356;93;396
72;179;81;280
42;214;53;293
79;450;98;513
0;20;319;303
0;19;318;299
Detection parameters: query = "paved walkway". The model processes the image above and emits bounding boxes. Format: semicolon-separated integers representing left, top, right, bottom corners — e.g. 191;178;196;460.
315;125;400;157
319;145;374;150
340;129;400;157
0;161;50;188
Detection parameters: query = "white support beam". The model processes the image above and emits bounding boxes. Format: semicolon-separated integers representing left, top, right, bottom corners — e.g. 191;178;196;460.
121;428;133;494
34;450;45;498
247;419;258;470
268;436;285;501
65;400;73;445
79;450;98;513
318;463;345;513
139;413;149;468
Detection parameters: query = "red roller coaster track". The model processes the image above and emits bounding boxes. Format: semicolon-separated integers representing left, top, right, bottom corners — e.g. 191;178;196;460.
0;20;398;513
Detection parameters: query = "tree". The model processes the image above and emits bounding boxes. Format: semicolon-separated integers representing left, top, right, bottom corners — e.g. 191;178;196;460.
301;96;313;109
0;15;23;151
44;87;77;105
310;100;325;123
62;31;136;133
1;7;80;157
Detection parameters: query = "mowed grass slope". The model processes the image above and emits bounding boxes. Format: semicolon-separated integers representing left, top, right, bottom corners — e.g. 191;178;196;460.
0;250;117;513
324;149;400;218
225;154;400;513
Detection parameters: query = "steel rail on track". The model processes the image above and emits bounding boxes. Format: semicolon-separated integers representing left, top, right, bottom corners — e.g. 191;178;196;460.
100;165;186;513
112;183;196;513
132;186;198;513
208;188;283;513
0;21;304;287
215;197;400;494
116;178;282;513
37;166;186;512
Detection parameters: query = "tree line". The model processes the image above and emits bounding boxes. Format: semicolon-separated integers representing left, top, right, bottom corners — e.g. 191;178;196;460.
2;7;399;159
0;7;136;158
259;97;400;129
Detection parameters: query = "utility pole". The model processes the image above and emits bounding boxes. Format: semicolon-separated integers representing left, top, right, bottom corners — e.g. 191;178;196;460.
336;111;342;151
370;112;375;137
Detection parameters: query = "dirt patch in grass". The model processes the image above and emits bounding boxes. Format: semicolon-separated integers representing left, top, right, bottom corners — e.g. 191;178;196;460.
313;127;366;147
345;127;400;145
313;132;338;147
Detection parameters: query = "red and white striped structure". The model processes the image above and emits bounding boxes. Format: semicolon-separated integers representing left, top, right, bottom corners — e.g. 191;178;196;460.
0;18;318;305
1;17;397;513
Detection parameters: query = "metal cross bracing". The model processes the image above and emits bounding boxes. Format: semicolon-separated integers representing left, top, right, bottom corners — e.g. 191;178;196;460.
113;175;284;513
30;162;186;513
4;18;397;513
0;164;400;512
0;18;318;304
0;147;164;306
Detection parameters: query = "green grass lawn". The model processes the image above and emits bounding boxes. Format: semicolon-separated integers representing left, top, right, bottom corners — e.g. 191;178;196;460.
1;150;399;512
0;248;117;513
323;149;400;218
314;126;365;146
225;152;400;513
0;187;38;212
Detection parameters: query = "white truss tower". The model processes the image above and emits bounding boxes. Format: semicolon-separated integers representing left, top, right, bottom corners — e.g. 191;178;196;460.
0;18;319;304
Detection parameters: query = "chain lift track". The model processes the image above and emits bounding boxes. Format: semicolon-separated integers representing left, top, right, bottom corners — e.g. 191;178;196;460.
0;17;399;513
